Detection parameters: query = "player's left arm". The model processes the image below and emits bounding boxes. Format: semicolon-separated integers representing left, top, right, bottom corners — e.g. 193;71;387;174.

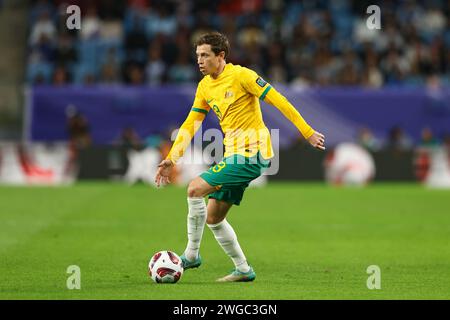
155;83;210;187
240;68;325;150
263;87;325;150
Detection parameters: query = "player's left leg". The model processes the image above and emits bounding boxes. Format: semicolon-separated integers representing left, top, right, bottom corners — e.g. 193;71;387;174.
206;199;256;282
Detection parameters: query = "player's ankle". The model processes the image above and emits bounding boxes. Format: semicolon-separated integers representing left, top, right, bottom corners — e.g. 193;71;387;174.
184;251;198;262
236;263;251;273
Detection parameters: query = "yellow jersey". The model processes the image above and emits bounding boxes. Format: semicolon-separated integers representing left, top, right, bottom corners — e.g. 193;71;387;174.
167;63;314;164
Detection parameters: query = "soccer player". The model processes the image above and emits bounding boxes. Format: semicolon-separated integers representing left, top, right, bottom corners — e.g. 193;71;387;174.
155;32;325;282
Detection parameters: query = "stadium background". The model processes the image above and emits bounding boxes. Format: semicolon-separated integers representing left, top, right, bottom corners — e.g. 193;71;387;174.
0;0;450;300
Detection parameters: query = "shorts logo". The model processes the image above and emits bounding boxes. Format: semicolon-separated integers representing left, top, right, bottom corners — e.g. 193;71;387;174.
256;77;267;87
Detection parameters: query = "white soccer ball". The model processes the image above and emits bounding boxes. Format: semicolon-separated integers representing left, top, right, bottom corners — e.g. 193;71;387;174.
148;250;184;284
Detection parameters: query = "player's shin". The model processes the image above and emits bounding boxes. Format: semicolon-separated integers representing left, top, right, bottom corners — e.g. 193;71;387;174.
184;197;207;261
207;219;250;273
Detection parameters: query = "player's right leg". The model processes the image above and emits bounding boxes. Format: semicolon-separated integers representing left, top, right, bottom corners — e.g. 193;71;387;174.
181;177;217;270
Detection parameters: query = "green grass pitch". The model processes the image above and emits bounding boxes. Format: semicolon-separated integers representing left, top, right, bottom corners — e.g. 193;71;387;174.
0;182;449;299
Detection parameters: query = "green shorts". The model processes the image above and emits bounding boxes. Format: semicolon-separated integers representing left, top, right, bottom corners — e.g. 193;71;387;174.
199;153;271;206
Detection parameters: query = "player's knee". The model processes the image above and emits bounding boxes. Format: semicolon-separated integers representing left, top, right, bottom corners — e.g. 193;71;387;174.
187;180;204;198
206;215;224;225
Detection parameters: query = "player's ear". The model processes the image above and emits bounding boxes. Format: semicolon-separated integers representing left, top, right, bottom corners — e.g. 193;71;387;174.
218;51;225;60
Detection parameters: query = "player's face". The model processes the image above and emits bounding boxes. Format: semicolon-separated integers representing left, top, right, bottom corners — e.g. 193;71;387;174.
196;44;223;75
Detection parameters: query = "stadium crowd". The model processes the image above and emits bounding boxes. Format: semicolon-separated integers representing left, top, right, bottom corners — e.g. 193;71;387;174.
27;0;449;87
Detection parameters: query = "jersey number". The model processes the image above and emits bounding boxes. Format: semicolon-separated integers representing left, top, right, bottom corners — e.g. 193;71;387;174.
212;161;226;173
212;105;223;120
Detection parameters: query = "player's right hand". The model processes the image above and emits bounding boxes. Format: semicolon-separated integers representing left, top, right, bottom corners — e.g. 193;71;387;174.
155;159;174;187
307;131;326;151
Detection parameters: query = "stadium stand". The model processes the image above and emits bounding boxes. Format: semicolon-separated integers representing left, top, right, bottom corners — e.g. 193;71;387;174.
25;0;449;87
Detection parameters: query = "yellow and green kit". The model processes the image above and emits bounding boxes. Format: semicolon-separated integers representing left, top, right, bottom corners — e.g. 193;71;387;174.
166;63;314;205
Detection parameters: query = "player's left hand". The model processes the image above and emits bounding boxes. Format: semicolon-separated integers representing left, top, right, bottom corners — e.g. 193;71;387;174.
307;131;326;150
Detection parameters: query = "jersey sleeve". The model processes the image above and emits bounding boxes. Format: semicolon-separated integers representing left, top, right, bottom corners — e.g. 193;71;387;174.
191;82;211;115
165;110;207;164
165;83;209;164
239;67;273;100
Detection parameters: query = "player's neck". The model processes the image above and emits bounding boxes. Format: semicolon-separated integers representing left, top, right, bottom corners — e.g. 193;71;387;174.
210;61;227;79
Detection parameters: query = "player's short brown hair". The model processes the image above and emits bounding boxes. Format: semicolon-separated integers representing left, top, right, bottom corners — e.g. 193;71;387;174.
195;32;230;59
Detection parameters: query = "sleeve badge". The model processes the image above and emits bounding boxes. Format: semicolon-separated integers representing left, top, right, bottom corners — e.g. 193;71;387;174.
256;77;268;87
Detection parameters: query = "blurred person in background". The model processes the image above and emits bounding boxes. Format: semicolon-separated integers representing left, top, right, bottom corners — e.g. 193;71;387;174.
145;43;166;85
52;65;70;85
80;4;101;40
125;63;145;85
419;127;440;147
386;125;414;152
116;127;143;151
100;47;121;84
66;106;92;149
357;126;382;152
54;31;78;66
167;47;197;83
29;10;56;46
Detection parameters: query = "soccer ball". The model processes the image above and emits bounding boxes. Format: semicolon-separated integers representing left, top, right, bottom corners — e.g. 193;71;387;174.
148;250;184;284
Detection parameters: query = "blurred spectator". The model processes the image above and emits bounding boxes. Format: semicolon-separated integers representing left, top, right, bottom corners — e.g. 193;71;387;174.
380;47;411;85
29;10;57;46
66;106;92;149
144;134;163;149
420;127;439;147
100;47;121;84
147;2;177;38
237;14;268;48
167;48;196;83
362;44;383;88
358;127;382;152
52;65;70;85
126;63;145;85
145;43;166;85
386;126;414;151
100;62;120;84
29;34;55;63
80;5;101;40
124;11;148;65
337;50;361;85
54;32;77;66
116;127;142;150
265;42;288;83
420;6;446;35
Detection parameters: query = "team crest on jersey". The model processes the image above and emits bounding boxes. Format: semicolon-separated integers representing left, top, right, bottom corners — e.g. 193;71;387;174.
256;77;267;87
224;91;233;99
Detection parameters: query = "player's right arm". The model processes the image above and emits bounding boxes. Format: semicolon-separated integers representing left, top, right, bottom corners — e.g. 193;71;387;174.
155;84;210;187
